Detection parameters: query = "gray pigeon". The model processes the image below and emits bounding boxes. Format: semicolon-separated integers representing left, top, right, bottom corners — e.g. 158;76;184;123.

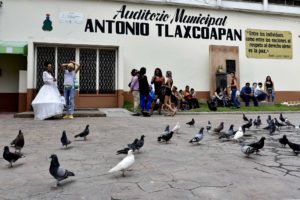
74;125;89;140
189;128;204;144
49;154;75;187
241;145;256;157
61;131;71;148
10;130;24;153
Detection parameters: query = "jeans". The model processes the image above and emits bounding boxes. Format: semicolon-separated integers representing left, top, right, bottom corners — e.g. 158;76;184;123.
267;88;275;102
231;89;240;108
64;86;75;115
240;94;258;106
140;93;151;112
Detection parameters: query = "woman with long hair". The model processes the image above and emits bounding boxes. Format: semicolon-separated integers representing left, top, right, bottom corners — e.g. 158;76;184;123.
264;75;275;102
150;68;165;115
31;61;64;120
163;71;176;116
230;72;240;108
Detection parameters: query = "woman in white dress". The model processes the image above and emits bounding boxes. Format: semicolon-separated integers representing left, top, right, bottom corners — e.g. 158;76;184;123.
32;62;65;120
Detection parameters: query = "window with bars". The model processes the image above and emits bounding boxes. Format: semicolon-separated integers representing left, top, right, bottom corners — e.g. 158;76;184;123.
269;0;300;6
35;46;117;94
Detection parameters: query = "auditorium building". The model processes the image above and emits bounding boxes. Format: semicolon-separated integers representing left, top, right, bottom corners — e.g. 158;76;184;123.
0;0;299;112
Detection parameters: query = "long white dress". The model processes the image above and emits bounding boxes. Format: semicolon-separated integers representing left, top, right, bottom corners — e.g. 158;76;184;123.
32;71;65;120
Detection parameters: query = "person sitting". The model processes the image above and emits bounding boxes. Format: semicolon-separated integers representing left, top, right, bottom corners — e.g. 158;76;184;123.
212;87;227;107
190;88;200;108
240;82;258;106
254;82;268;102
171;86;179;109
178;90;189;110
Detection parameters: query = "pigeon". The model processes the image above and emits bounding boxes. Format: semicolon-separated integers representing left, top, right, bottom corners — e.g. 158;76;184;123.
266;115;272;125
219;124;236;139
186;118;195;127
3;146;24;167
279;135;288;147
10;130;24;152
213;122;224;133
49;154;75;187
248;137;265;153
253;116;262;128
189;128;204;144
233;127;244;142
287;139;300;154
172;122;180;133
285;119;295;128
269;120;277;135
136;135;145;151
206;121;212;132
61;131;71;148
242;119;252;132
241;145;256;157
164;125;170;133
279;113;286;123
274;118;285;128
243;114;249;122
116;139;139;155
109;149;135;177
74;124;89;140
157;131;174;143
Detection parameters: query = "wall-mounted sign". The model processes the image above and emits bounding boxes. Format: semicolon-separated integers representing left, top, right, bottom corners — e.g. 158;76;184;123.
59;11;84;24
245;29;292;59
84;5;242;41
42;14;53;31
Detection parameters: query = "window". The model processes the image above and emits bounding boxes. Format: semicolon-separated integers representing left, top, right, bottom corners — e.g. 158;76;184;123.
269;0;300;6
35;46;117;94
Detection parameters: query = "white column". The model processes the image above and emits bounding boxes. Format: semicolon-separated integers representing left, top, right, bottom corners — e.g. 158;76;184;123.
263;0;268;10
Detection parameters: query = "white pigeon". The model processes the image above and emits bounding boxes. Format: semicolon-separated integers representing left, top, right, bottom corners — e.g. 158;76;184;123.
109;150;135;177
233;127;244;142
241;145;256;157
172;122;180;133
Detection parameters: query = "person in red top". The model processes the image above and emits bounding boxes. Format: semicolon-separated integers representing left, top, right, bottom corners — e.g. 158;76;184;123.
150;68;165;115
183;85;193;109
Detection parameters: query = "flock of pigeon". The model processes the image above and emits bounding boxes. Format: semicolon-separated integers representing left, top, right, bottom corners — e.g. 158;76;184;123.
2;113;300;187
3;125;90;187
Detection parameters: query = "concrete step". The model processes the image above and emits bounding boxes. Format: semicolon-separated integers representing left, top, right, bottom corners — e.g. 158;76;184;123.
14;109;106;118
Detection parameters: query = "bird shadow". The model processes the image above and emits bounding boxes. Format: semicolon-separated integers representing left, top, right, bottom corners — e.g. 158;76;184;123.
50;179;76;190
74;139;88;142
2;162;25;169
60;146;74;150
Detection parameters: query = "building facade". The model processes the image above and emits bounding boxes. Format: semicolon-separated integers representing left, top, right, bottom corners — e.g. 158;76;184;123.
0;0;299;112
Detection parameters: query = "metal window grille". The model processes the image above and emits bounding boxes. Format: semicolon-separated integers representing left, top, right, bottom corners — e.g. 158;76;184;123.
79;48;97;94
98;50;116;94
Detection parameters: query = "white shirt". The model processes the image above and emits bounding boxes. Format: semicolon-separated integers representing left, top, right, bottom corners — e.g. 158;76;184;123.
64;70;75;86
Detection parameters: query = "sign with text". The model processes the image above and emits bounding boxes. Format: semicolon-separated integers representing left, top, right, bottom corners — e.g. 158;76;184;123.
245;29;292;59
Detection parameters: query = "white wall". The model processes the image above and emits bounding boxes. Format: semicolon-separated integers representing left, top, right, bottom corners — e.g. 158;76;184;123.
1;0;300;91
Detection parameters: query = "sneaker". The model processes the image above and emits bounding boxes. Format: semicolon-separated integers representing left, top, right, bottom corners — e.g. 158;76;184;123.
63;115;69;119
69;115;74;119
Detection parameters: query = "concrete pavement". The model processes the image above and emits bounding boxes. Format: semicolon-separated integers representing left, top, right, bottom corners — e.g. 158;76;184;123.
0;113;300;200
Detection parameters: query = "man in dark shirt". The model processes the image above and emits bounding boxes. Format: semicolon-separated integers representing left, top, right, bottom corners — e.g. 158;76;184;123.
240;82;258;106
138;67;151;116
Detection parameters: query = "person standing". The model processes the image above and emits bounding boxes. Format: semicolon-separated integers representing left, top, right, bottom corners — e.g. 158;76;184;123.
264;75;275;102
130;69;140;116
229;72;240;108
138;67;151;116
60;61;80;119
150;68;165;115
163;71;176;116
32;61;64;120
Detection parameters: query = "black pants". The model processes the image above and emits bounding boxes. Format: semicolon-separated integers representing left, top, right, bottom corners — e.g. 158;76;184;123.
240;94;258;106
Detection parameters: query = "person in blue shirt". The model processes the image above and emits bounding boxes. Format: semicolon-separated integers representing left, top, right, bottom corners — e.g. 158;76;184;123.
240;82;258;106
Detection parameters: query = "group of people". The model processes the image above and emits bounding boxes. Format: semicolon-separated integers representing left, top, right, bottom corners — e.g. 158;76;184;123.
31;61;80;120
170;85;200;110
211;73;275;109
130;67;176;117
